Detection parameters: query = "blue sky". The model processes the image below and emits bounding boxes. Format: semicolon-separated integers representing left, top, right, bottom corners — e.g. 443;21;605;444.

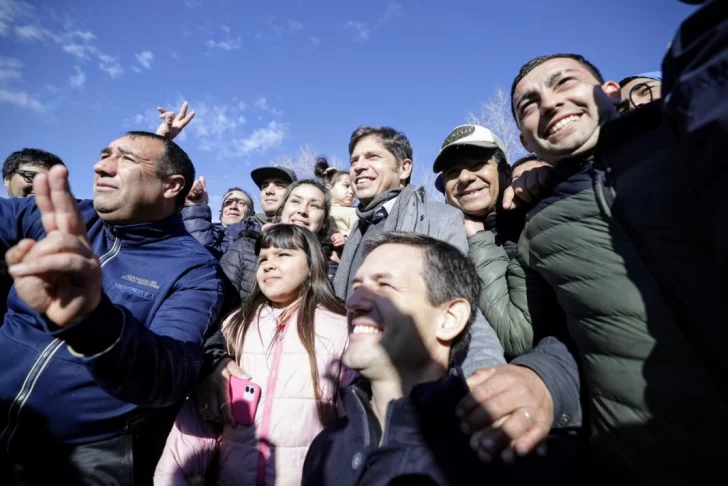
0;0;695;214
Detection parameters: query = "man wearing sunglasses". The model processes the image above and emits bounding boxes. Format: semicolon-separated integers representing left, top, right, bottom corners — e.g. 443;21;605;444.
2;148;65;198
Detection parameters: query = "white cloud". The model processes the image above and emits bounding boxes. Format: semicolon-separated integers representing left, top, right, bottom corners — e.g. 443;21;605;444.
133;113;144;124
171;51;179;61
238;101;247;111
237;115;246;124
99;57;123;79
62;42;92;59
254;97;268;110
0;0;32;37
233;121;287;155
130;65;142;73
206;37;241;51
0;88;46;112
68;65;85;88
135;50;153;69
220;24;230;33
310;36;320;46
288;20;303;31
14;24;44;41
0;56;22;81
345;21;370;43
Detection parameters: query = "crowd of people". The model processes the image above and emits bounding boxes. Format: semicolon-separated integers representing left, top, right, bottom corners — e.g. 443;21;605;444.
0;1;725;484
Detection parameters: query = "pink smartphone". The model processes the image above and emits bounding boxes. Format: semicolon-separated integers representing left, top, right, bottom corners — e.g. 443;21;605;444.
229;377;262;425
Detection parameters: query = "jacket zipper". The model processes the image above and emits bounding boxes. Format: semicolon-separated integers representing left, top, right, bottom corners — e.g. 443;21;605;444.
351;390;371;446
255;311;294;486
0;235;122;453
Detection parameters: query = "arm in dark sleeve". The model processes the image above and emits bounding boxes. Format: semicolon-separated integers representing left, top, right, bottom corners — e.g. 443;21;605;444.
220;234;258;302
50;263;226;407
511;337;582;428
0;197;46;251
181;205;224;258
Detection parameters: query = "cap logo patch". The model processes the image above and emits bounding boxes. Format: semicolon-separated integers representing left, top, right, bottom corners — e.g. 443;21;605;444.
441;126;476;149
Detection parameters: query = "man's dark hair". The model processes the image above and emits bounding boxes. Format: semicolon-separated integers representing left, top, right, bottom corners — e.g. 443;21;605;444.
2;148;65;180
364;232;482;364
511;154;539;170
126;131;195;209
349;126;413;186
510;53;605;121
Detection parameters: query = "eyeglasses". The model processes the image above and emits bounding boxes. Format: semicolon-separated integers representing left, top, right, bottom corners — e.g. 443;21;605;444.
619;82;656;114
11;169;41;184
223;197;250;208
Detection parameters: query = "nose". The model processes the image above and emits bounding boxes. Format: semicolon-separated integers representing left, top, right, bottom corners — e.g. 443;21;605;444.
263;184;275;195
540;90;563;118
346;285;372;314
94;155;117;178
457;169;476;185
352;162;368;175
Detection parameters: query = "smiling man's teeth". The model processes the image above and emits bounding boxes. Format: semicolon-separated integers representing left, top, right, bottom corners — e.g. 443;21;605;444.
548;115;580;135
352;325;382;335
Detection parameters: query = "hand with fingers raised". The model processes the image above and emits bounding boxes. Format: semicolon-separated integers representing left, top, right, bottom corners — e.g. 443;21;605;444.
456;364;554;465
156;101;196;141
6;165;101;327
185;176;209;207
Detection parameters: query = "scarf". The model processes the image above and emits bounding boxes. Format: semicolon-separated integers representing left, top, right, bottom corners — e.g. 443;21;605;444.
333;185;430;299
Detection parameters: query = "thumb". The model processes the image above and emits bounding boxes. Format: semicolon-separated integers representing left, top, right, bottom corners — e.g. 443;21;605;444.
502;186;517;211
226;360;252;380
200;175;207;190
465;367;498;390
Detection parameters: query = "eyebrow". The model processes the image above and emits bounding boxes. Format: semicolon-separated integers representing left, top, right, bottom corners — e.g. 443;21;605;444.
100;146;138;158
516;69;579;109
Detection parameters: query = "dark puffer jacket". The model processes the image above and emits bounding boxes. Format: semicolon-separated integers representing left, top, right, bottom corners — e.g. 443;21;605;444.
474;102;727;482
181;205;254;260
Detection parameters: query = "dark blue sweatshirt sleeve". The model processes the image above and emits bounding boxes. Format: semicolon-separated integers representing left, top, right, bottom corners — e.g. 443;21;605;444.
0;197;46;250
50;261;225;407
181;205;225;258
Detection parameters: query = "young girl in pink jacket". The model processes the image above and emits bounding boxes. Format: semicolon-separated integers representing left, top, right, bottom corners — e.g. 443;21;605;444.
155;224;354;486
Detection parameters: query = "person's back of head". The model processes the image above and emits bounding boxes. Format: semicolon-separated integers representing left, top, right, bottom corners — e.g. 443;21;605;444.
3;148;65;197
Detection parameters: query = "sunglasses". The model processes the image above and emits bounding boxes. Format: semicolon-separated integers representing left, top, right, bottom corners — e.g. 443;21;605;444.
11;169;41;184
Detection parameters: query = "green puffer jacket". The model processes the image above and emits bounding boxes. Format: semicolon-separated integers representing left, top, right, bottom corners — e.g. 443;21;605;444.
474;103;727;482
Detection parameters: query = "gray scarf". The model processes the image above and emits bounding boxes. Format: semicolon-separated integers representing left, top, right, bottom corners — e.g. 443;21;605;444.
333;184;430;298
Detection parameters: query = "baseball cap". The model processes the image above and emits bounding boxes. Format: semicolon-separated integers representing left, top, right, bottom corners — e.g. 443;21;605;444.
250;166;297;188
432;125;508;173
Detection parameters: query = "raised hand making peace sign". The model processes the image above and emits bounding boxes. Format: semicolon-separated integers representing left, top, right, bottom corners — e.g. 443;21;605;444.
6;165;101;326
156;101;196;141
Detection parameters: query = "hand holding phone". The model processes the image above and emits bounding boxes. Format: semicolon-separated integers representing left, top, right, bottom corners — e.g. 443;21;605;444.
229;376;262;425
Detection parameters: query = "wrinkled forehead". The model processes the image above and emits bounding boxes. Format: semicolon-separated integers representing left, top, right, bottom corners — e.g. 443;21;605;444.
107;135;164;161
352;135;389;156
513;57;600;101
224;190;248;201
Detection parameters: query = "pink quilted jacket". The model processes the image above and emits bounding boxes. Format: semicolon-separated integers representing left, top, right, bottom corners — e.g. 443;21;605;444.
154;305;354;486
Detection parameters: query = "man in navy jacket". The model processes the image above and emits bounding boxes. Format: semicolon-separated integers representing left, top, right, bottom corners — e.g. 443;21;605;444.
0;132;226;484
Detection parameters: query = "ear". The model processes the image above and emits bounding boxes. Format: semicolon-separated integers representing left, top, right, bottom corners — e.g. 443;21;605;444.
602;80;622;105
519;133;533;153
435;298;471;344
399;158;413;184
163;174;187;202
3;177;9;191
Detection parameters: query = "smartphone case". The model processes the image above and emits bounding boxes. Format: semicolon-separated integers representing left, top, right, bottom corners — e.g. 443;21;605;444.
229;377;262;425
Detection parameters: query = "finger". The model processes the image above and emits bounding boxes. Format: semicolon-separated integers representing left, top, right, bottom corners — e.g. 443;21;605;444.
536;166;552;190
46;166;86;237
157;107;166;115
502;186;517;211
513;423;549;456
179;111;195;128
220;401;236;427
177;101;189;119
226;360;252;380
456;368;499;417
476;408;535;455
8;253;98;278
5;239;36;266
200;175;206;190
460;386;526;434
22;232;94;261
33;172;57;233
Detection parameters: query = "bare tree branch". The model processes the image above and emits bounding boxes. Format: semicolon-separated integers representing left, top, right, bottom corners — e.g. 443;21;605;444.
466;87;526;163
